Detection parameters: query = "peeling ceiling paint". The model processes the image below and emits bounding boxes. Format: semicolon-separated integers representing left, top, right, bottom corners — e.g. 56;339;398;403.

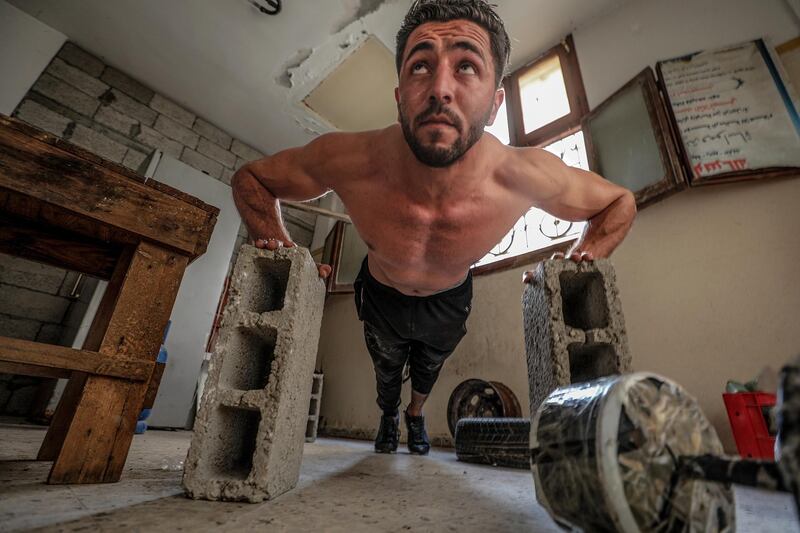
335;0;390;33
275;48;313;88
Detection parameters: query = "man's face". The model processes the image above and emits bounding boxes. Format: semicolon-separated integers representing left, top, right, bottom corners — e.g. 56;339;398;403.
395;20;504;168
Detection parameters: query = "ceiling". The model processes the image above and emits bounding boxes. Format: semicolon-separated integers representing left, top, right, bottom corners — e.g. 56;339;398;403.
9;0;634;155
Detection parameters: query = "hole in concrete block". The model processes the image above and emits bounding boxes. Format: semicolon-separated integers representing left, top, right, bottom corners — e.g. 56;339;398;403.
219;327;278;391
306;418;316;438
559;271;609;329
308;398;319;416
242;258;292;313
568;342;619;383
311;376;323;395
202;405;261;480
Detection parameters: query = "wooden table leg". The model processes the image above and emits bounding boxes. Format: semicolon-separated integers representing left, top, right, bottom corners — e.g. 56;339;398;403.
43;242;188;484
37;246;135;461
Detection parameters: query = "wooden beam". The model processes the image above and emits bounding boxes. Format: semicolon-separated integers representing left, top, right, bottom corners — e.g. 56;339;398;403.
0;336;153;381
0;213;119;279
0;360;71;379
0;114;218;259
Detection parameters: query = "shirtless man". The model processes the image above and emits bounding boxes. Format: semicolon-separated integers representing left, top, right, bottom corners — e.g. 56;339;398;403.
233;0;636;456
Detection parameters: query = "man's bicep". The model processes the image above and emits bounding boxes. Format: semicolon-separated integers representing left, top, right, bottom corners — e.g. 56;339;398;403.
529;152;629;221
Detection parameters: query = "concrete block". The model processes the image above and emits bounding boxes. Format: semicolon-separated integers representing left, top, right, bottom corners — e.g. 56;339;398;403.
0;256;67;294
36;324;65;345
0;284;71;324
135;124;184;158
183;245;326;502
122;149;150;172
5;384;38;415
32;73;99;117
155;114;199;148
47;58;108;98
94;105;139;137
522;259;631;415
69;125;128;163
0;314;40;341
197;137;236;169
105;89;157;126
150;94;195;128
231;139;263;162
235;156;247;170
13;99;71;137
181;148;223;179
221;167;234;186
101;67;154;104
57;42;105;77
194;118;232;149
306;373;323;443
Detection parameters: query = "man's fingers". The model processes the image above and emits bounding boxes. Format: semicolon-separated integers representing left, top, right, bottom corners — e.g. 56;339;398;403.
256;238;296;250
318;264;332;280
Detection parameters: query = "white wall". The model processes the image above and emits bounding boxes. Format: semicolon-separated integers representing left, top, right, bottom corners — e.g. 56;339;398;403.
317;0;800;452
0;1;65;115
574;0;799;108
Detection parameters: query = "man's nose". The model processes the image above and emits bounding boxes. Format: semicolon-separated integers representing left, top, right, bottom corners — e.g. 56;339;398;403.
428;67;455;105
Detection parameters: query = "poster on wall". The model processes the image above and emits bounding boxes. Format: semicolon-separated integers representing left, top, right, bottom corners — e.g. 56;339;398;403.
657;40;800;183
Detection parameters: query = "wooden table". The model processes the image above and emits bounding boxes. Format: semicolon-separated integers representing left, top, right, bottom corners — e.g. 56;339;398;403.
0;115;218;484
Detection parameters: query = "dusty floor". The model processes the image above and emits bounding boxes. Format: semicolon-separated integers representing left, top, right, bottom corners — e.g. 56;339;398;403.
0;422;798;532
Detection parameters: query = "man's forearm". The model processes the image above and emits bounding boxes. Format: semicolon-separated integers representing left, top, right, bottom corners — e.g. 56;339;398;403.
569;192;636;258
231;167;293;243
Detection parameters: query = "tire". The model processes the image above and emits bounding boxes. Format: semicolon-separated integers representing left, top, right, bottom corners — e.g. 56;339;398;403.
454;418;531;470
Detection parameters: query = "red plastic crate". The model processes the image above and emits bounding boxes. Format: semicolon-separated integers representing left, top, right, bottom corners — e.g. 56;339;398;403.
723;392;777;460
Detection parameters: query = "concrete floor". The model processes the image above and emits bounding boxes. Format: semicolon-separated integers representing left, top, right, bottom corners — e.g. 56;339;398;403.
1;422;798;532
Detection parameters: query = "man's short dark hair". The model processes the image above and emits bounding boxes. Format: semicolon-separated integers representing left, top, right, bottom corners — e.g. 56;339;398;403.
395;0;511;88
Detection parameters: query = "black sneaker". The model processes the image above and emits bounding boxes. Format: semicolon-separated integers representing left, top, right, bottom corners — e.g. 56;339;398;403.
404;410;430;455
374;414;399;453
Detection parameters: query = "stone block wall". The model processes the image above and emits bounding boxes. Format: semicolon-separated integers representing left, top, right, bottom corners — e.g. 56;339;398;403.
12;41;317;250
0;254;99;415
1;41;318;417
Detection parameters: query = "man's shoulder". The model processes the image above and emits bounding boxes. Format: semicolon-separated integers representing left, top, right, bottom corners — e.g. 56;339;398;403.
493;143;565;197
303;126;398;185
310;126;396;154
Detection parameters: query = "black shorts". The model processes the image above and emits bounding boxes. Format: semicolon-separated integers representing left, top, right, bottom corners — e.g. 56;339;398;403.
354;257;472;413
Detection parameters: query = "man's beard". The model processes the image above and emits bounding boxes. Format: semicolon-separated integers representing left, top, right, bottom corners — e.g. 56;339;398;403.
399;100;493;168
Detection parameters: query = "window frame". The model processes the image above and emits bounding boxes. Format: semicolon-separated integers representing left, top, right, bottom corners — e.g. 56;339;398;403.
472;34;589;276
505;34;589;148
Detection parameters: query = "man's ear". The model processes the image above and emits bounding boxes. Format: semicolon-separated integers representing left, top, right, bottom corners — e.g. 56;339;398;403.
485;88;505;126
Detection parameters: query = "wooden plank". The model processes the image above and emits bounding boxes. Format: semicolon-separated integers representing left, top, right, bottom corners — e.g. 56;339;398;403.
0;212;119;279
0;336;153;381
0;115;218;258
48;241;188;484
37;245;136;462
0;361;71;379
141;361;166;410
0;115;218;217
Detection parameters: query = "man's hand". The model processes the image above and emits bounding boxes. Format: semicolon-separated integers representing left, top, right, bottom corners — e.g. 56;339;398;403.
255;238;332;280
521;250;595;284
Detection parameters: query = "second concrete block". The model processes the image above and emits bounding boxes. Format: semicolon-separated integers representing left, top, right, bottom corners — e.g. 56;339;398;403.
183;244;325;502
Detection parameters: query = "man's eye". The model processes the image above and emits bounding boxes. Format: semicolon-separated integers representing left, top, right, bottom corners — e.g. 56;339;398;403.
459;63;476;75
412;63;429;74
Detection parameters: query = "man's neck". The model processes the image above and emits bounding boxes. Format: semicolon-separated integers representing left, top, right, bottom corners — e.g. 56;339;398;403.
397;130;488;203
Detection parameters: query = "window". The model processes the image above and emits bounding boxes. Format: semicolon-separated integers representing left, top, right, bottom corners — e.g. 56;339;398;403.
476;35;590;274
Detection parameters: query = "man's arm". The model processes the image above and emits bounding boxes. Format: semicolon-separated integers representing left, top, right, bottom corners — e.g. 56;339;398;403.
517;148;636;261
231;134;339;247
